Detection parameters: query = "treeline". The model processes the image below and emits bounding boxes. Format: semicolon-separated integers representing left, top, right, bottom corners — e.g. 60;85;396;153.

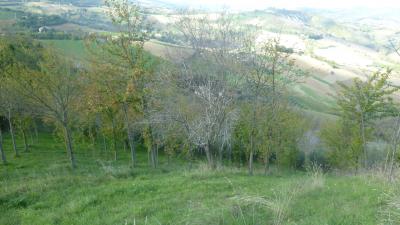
31;30;84;40
17;13;66;30
1;0;399;176
1;7;104;40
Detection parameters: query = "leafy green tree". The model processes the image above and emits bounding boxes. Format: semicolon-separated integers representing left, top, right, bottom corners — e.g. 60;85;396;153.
240;37;305;174
335;70;398;168
86;0;156;167
8;46;82;168
0;36;40;157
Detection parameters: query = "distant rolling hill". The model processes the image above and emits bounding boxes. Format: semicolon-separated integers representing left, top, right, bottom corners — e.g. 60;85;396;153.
1;1;399;115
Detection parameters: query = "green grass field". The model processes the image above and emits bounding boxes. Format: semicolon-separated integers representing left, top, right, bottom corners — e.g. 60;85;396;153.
0;133;397;225
0;9;15;20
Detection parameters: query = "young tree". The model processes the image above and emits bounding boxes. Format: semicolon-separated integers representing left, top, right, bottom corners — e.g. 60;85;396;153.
239;37;304;174
385;39;400;179
336;70;398;168
86;0;156;167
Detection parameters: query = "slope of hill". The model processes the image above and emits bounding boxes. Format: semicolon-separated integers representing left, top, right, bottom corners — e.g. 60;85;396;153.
0;134;388;225
0;1;399;114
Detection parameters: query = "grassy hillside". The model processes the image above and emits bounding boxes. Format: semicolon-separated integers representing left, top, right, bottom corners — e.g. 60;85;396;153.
40;39;87;59
37;38;338;115
0;134;396;225
1;2;396;116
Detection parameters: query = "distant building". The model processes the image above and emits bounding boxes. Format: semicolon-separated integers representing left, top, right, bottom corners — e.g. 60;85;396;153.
38;26;50;33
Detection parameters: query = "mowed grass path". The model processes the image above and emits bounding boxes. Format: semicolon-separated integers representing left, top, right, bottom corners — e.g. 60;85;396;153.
0;134;390;225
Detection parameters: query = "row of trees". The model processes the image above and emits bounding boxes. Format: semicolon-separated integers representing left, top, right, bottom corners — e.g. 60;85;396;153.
0;1;308;174
1;0;399;175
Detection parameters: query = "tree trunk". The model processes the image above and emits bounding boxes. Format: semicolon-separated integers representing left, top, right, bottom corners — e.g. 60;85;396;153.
388;140;399;181
249;149;254;176
219;141;225;167
148;150;151;165
187;145;193;170
7;110;18;157
88;127;95;149
0;128;7;164
29;129;34;145
249;106;257;176
264;153;270;175
22;128;28;152
204;142;214;169
360;113;367;168
111;117;117;161
156;145;159;167
151;144;158;168
227;142;232;165
122;103;136;168
63;123;76;169
249;125;255;176
34;120;39;142
386;119;400;181
101;133;107;152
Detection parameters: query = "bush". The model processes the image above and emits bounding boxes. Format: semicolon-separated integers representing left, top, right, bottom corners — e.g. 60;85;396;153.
320;121;362;169
308;34;323;40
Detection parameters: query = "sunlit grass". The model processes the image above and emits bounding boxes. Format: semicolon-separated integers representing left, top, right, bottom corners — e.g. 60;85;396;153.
0;133;392;225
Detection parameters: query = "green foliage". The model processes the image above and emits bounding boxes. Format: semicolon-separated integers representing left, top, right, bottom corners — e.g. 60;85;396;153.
272;106;307;168
33;31;83;41
320;121;362;169
17;13;66;30
321;70;399;169
234;103;307;169
41;40;87;59
337;70;398;122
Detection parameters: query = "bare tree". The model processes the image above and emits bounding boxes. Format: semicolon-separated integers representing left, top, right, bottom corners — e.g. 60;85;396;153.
173;10;243;168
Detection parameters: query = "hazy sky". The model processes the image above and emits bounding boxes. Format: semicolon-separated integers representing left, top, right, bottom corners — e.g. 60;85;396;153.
163;0;400;10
